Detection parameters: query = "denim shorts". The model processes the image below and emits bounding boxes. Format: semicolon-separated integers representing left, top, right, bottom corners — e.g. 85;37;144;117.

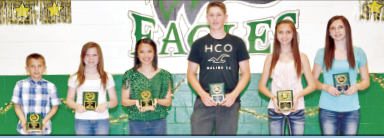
319;108;360;135
129;118;167;135
268;109;305;135
74;118;110;135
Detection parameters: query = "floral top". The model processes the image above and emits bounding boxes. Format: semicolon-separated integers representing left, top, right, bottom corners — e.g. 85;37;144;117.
122;68;172;121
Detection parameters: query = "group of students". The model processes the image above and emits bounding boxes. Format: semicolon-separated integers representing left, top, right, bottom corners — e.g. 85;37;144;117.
11;1;369;136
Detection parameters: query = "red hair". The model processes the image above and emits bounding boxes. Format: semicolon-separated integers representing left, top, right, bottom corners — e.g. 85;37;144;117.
72;42;108;90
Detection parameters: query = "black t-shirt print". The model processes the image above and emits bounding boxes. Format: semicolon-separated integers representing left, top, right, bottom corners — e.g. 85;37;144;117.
188;33;250;102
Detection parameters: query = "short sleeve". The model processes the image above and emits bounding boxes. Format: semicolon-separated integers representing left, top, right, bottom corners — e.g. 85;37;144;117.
67;75;77;88
187;41;201;63
356;47;368;67
236;37;250;62
314;48;325;66
48;83;61;106
106;73;116;89
121;70;131;89
11;82;22;105
160;70;172;99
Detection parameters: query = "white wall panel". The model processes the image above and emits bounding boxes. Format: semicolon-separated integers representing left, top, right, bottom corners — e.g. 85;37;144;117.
0;1;383;75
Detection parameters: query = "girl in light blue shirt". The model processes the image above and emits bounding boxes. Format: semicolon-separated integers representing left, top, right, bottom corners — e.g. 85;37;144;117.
312;15;370;136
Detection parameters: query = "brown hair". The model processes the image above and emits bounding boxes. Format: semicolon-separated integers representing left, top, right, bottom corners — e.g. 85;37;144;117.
206;1;227;15
26;53;46;66
324;15;355;71
269;20;302;78
73;42;108;89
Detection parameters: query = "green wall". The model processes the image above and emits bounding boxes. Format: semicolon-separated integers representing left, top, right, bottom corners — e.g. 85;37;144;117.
0;74;383;135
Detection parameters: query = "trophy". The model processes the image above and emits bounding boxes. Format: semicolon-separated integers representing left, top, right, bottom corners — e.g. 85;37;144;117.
27;113;42;132
83;92;98;111
209;83;225;104
333;73;350;94
277;90;293;111
140;90;154;110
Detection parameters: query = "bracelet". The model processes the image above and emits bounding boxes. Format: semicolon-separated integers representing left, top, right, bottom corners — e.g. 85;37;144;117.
322;84;329;91
106;102;110;109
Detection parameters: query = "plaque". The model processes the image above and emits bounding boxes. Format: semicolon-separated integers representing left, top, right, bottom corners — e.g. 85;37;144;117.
277;90;293;111
140;90;154;110
27;113;42;132
83;92;98;111
333;73;350;94
209;83;225;104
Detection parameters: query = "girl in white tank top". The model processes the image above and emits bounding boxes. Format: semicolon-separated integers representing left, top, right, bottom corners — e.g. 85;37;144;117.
258;20;316;135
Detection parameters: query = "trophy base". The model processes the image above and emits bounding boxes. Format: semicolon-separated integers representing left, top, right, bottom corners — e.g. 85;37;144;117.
212;94;224;104
141;104;155;111
140;99;153;107
84;101;97;111
27;122;42;132
337;84;349;94
141;106;155;110
278;101;292;111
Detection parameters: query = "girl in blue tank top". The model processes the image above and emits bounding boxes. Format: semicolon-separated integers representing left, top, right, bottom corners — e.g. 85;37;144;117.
312;15;370;136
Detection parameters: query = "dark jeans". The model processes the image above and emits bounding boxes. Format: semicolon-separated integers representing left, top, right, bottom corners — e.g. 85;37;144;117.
129;118;167;135
74;119;110;135
190;98;240;135
319;108;360;135
268;109;305;135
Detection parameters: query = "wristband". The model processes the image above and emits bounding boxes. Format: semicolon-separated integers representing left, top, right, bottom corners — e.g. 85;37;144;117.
322;84;329;91
106;102;110;109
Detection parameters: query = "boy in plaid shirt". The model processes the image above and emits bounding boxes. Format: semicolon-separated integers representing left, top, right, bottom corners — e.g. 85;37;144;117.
11;53;61;135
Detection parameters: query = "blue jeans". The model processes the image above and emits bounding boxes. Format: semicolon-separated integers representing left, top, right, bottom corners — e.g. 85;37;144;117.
129;118;167;135
268;109;305;135
74;119;110;135
319;108;360;135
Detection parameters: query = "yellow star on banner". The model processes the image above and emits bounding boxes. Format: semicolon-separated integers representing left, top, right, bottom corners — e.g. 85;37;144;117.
14;3;29;18
368;0;383;14
47;2;63;17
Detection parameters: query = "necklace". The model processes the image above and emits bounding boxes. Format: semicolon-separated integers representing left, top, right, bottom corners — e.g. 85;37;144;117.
85;73;99;77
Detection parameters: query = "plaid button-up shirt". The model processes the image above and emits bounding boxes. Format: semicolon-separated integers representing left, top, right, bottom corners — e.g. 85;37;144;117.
11;77;61;134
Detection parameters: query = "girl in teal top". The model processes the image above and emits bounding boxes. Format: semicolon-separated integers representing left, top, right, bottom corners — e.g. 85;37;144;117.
121;38;172;135
312;15;370;135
